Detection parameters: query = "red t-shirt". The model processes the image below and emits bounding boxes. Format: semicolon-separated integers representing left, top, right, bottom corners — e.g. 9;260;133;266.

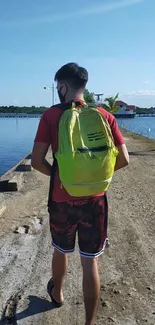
34;101;124;202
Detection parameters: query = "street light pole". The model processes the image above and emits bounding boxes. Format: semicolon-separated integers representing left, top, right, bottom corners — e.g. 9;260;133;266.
52;83;54;106
44;83;55;106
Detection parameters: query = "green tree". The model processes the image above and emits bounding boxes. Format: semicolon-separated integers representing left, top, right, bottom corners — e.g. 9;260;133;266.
0;106;47;114
84;89;95;103
102;93;120;114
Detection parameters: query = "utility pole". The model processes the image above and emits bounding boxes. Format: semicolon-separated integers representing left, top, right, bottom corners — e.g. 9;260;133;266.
52;83;54;106
44;83;55;106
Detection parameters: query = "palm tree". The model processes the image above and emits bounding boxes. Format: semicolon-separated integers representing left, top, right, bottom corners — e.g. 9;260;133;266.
102;93;120;114
84;89;95;103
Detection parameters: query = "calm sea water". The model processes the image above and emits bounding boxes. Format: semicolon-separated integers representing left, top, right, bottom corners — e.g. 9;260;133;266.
0;118;40;176
0;116;155;176
117;116;155;139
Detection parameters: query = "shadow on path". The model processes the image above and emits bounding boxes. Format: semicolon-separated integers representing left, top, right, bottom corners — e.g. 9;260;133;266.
129;150;155;156
16;295;55;321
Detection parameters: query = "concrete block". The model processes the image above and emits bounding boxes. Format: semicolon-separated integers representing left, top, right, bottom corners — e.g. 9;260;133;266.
15;160;32;172
0;181;8;192
8;173;24;191
25;159;33;171
0;194;6;216
26;153;32;159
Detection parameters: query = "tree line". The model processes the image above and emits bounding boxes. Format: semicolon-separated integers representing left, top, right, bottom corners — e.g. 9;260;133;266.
0;91;121;114
0;90;154;114
0;106;47;114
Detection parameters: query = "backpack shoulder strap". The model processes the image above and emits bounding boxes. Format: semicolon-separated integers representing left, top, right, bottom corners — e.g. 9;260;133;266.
47;154;57;207
56;102;72;111
47;101;75;207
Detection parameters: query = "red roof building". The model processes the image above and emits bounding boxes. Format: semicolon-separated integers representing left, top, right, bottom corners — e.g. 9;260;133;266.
115;100;136;117
116;100;128;106
126;105;136;111
116;101;136;111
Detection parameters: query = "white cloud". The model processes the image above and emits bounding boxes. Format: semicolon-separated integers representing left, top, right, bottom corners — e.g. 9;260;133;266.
78;0;146;16
143;80;150;84
121;90;155;96
1;0;147;27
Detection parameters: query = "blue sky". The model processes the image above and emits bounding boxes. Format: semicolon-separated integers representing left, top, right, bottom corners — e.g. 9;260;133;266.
0;0;154;108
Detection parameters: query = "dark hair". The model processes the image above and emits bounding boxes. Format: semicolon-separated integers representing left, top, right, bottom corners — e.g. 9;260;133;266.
54;62;88;89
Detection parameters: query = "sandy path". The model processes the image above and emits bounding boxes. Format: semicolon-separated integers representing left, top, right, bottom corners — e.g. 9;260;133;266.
0;131;155;325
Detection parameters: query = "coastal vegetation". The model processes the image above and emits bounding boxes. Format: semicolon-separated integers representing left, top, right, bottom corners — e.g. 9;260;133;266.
101;93;120;114
0;89;154;114
0;106;46;114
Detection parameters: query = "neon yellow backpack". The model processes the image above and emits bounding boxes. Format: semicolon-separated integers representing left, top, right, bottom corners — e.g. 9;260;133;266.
55;102;118;197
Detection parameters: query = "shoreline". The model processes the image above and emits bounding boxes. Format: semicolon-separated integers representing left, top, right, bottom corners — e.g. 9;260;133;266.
120;127;155;144
0;151;32;180
0;127;155;179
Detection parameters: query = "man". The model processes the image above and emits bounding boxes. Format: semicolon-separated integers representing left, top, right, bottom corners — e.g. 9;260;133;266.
32;62;129;325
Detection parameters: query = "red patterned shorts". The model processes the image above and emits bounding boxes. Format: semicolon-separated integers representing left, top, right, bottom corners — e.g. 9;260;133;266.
48;195;109;258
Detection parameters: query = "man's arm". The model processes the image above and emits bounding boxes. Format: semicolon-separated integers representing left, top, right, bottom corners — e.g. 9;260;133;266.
31;110;53;176
115;144;129;171
31;142;51;176
102;112;129;171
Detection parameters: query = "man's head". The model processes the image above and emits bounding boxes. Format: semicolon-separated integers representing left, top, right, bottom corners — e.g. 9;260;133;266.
54;62;88;103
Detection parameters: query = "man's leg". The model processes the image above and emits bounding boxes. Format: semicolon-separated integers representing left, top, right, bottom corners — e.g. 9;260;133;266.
78;195;108;324
51;248;68;303
81;257;100;325
48;201;77;303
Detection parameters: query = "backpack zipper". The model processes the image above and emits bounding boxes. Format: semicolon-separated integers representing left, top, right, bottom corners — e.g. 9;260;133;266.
77;146;109;153
63;178;112;187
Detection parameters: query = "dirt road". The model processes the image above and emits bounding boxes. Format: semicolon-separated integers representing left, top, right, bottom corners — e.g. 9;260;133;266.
0;130;155;325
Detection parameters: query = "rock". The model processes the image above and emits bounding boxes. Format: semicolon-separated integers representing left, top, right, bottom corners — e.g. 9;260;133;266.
14;225;30;234
113;289;121;295
13;217;43;235
146;286;153;291
108;316;115;322
101;285;106;291
108;282;117;286
31;217;43;232
101;301;109;308
131;287;137;292
75;301;80;305
3;294;20;320
122;280;130;286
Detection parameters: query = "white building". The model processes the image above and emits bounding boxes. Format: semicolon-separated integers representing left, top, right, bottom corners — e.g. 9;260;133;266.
115;101;136;118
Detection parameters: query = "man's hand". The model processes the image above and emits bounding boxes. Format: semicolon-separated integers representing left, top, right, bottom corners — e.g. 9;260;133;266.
115;144;129;171
31;142;51;176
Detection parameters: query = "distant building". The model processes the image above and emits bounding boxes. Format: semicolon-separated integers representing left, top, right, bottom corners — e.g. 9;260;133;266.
115;100;136;118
